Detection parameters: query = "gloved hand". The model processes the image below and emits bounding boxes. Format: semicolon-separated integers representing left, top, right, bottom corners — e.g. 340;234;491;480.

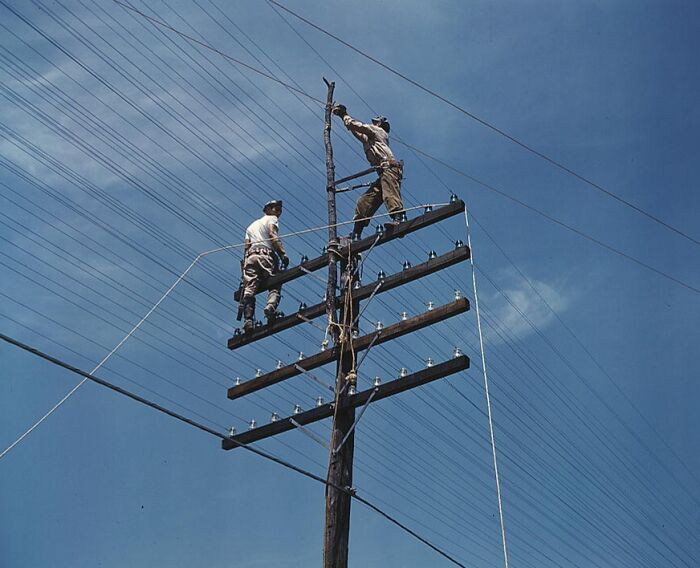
281;254;290;269
332;103;347;117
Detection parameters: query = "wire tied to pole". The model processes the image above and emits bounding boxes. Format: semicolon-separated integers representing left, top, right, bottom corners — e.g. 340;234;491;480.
464;207;510;568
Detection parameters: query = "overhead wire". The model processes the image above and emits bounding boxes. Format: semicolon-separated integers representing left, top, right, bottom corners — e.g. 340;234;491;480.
2;3;696;564
266;0;700;249
93;0;700;297
0;331;470;568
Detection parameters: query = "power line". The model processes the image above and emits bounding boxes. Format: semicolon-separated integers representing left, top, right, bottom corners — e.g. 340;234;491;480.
0;331;469;568
95;0;700;297
397;142;700;296
266;0;700;249
107;0;324;106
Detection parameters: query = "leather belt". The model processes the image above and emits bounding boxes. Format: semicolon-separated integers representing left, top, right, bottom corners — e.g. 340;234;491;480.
249;246;273;255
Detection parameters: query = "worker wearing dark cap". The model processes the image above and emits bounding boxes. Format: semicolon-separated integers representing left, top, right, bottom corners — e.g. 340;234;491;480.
332;103;404;238
239;200;289;332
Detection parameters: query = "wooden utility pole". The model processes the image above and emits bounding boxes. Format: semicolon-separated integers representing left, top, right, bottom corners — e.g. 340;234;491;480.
222;79;471;567
322;77;355;568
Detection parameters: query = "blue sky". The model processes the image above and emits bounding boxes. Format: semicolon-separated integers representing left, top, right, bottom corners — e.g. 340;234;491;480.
1;1;699;567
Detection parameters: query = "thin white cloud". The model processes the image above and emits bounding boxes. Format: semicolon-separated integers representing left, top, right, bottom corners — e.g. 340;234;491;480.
482;268;571;344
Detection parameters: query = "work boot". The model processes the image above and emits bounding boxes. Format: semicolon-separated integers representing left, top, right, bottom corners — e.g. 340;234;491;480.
384;214;404;237
242;298;255;332
351;221;365;240
263;304;277;322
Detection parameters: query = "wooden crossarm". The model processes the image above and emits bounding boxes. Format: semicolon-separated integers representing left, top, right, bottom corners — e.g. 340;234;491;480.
254;200;465;294
227;298;469;400
222;355;469;449
227;246;470;349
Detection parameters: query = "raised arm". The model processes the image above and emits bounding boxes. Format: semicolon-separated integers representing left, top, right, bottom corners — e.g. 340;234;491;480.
333;103;373;141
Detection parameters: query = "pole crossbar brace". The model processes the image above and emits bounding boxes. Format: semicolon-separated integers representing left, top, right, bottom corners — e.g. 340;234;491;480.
222;355;470;449
251;200;466;295
333;166;379;186
334;387;378;455
290;418;330;450
227;298;470;400
295;364;334;393
335;182;373;194
227;246;470;349
356;331;380;370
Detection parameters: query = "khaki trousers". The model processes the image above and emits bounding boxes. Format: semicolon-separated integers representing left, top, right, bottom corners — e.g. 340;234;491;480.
241;250;281;319
354;164;403;230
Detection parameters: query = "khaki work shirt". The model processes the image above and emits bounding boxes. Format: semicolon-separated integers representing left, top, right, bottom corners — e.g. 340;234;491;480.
342;114;396;167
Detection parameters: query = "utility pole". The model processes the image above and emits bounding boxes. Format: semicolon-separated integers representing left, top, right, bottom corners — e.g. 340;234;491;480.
222;79;471;566
321;78;357;568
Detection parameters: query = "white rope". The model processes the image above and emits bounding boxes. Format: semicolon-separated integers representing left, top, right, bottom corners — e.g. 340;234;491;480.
0;255;201;460
1;204;445;459
464;207;510;568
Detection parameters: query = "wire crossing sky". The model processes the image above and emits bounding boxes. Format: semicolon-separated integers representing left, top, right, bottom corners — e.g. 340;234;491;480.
1;2;698;568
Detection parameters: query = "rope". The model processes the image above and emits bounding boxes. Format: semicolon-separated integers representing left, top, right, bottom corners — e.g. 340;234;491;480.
1;204;444;458
0;254;201;459
464;207;510;568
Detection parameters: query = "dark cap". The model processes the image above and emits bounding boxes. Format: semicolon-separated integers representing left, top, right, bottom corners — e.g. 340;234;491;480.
263;199;283;213
371;116;390;132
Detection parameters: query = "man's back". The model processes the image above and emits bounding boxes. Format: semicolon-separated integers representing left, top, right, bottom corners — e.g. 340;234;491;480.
245;214;279;249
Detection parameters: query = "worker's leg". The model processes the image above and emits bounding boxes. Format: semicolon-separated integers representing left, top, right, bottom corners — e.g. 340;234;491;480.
264;286;282;320
255;253;280;321
241;254;261;331
353;180;383;236
380;165;404;218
